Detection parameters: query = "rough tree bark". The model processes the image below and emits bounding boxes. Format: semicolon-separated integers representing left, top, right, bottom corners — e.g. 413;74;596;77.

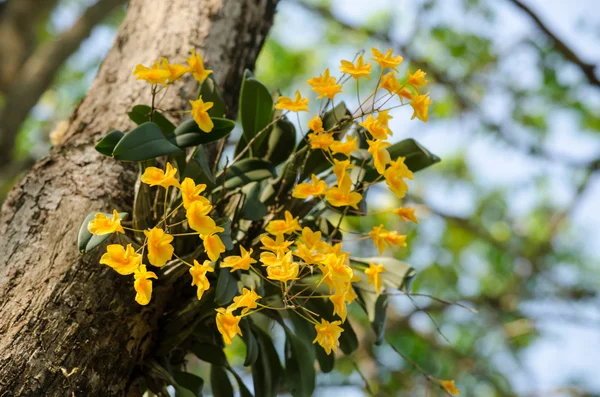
0;0;277;395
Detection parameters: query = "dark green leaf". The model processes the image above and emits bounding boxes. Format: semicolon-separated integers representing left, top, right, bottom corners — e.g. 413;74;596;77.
214;265;238;306
170;118;235;148
77;211;128;254
215;217;234;250
128;105;176;137
211;365;234;397
264;117;296;166
338;319;359;355
173;370;204;397
251;324;283;397
113;122;182;161
351;257;415;345
284;326;316;397
240;318;259;367
95;130;123;156
191;343;227;366
226;367;254;397
315;344;335;373
184;146;215;187
199;74;226;117
238;70;273;156
215;158;276;191
241;182;268;221
372;294;389;345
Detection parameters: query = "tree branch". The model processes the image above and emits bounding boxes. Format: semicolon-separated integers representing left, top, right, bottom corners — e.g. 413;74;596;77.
508;0;599;88
0;0;125;169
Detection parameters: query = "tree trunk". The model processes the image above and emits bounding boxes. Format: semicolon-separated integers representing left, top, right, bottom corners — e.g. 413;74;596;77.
0;0;277;395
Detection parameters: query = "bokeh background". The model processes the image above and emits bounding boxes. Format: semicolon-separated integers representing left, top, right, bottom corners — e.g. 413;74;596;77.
1;0;599;396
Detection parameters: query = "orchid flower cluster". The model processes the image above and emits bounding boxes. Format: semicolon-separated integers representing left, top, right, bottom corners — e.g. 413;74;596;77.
81;47;459;396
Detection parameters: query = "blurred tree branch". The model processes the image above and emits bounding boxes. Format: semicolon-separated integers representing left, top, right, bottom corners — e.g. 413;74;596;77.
507;0;599;88
0;0;125;171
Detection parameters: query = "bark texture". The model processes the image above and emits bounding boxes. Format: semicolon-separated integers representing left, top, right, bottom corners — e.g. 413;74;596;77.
0;0;277;395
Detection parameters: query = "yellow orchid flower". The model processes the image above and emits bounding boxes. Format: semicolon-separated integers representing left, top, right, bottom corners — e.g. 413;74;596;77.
144;227;174;267
189;259;214;300
364;263;385;296
100;244;142;275
215;308;242;345
133;61;170;85
133;265;158;305
189;96;214;132
308;115;325;133
410;93;433;122
371;47;403;71
229;287;261;314
87;210;125;235
201;232;226;262
367;139;391;175
292;174;327;199
275;90;309;112
140;163;180;188
221;246;257;272
186;49;212;83
339;55;372;79
160;57;188;83
407;69;427;87
313;319;344;355
393;207;418;224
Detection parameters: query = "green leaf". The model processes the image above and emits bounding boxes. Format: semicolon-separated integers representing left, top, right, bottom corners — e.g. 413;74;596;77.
315;344;335;373
238;70;274;156
372;294;389;345
240;318;259;367
215;158;276;191
338;319;359;355
77;212;128;254
95;130;123;156
251;324;283;397
211;365;234;397
184;146;215;187
226;367;254;397
191;343;227;366
170;118;235;148
215;217;234;250
241;182;268;221
199;74;226;117
113;122;182;161
173;370;204;397
284;327;316;397
264;117;296;166
361;138;440;183
128;105;176;137
351;257;416;345
214;266;238;306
